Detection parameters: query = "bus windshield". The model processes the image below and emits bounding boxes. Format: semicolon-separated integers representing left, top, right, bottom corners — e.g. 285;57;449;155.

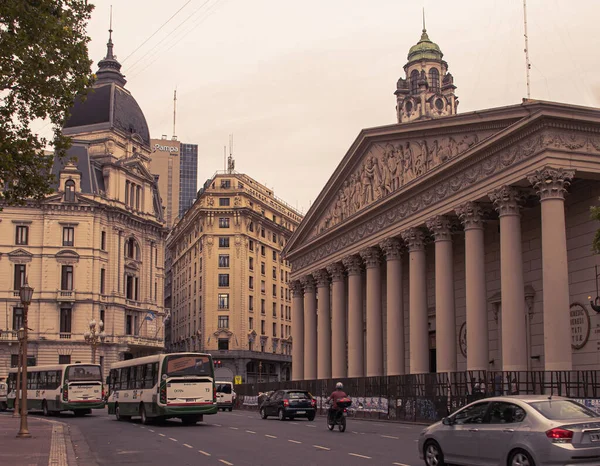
66;365;102;382
164;354;212;377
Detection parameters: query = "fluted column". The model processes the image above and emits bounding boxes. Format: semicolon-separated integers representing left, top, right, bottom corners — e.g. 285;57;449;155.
380;238;405;375
402;228;429;374
528;168;575;370
455;202;489;371
290;280;305;380
313;269;332;379
490;186;527;371
327;262;347;378
427;216;457;373
342;255;364;377
360;247;384;376
301;275;317;380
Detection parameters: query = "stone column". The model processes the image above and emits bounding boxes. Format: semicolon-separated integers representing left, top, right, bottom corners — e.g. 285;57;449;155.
427;216;457;373
401;228;429;374
313;269;332;379
301;275;318;380
380;238;405;375
290;280;305;380
455;202;489;371
327;262;347;378
489;186;528;371
342;255;364;377
528;168;575;371
360;247;384;377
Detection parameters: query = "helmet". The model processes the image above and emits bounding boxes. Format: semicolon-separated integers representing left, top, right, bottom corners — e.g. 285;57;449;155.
335;382;343;390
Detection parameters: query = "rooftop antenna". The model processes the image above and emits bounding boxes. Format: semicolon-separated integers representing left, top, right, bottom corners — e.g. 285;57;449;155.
227;134;235;173
223;146;226;171
422;7;426;31
523;0;531;99
172;88;177;140
109;5;113;39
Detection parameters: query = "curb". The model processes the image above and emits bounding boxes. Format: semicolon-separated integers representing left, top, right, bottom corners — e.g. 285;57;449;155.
17;415;81;466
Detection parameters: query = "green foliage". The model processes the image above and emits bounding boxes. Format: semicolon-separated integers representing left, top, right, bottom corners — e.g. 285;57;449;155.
0;0;94;205
591;204;600;254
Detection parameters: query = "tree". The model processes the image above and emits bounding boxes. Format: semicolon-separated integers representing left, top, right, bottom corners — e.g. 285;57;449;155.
0;0;94;205
591;204;600;253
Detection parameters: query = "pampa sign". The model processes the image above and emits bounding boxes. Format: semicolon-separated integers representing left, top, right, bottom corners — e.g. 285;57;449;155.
153;143;179;153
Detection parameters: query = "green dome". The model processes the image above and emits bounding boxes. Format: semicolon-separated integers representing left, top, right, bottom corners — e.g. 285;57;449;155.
407;29;443;62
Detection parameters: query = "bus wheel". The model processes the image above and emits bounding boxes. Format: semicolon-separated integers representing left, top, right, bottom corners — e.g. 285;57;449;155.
140;404;151;425
115;404;131;422
42;401;49;417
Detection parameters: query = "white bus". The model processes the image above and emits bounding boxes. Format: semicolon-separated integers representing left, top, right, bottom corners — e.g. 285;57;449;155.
107;352;217;425
6;364;104;416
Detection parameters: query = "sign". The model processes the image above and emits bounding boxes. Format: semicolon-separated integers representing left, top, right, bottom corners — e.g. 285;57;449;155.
570;302;591;350
153;143;179;154
234;375;242;385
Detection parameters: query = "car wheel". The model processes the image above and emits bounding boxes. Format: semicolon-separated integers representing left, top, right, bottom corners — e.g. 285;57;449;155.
509;449;535;466
42;401;49;417
278;409;286;421
260;407;268;419
424;440;445;466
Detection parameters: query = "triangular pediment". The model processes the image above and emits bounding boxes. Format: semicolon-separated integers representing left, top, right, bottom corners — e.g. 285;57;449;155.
119;156;154;182
8;249;33;258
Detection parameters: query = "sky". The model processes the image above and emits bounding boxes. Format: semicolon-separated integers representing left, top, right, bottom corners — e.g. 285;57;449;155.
63;0;600;213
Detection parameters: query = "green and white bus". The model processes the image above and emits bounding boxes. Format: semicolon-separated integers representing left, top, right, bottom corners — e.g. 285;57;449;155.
6;363;105;416
107;352;218;425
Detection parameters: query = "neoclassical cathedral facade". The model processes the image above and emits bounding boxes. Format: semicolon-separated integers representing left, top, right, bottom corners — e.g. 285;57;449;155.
284;27;600;381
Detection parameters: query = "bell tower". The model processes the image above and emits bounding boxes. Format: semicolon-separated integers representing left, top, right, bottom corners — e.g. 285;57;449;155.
394;18;458;124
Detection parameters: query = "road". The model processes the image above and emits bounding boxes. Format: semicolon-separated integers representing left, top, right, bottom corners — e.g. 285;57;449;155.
45;408;425;466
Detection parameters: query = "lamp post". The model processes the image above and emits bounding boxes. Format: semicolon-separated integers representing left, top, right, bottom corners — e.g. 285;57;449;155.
12;328;24;418
17;281;33;438
84;319;106;364
258;361;263;384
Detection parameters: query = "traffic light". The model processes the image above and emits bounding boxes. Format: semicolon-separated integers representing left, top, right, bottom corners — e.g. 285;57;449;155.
214;360;222;368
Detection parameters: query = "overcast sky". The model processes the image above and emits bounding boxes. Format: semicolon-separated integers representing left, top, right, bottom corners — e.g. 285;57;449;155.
77;0;599;213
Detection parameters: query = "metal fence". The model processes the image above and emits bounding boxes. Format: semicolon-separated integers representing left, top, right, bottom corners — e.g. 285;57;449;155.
234;371;600;423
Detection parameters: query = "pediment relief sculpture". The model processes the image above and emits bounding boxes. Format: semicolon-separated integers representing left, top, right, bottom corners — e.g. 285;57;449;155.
8;248;33;264
313;132;482;237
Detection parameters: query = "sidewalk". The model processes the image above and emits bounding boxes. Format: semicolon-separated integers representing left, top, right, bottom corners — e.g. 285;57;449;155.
0;414;73;466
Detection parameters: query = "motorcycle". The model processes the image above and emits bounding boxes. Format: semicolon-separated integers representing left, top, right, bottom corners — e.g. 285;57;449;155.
326;397;352;433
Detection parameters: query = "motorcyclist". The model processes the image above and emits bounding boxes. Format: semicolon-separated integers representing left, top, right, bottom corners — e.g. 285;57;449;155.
327;382;347;423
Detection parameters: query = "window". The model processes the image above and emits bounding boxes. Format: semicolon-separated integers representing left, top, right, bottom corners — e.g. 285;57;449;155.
249;257;254;270
261;280;265;294
100;268;106;294
59;355;71;365
61;265;74;290
218;274;230;287
272;302;277;317
249;317;254;330
249;276;254;289
410;69;420;94
261;320;265;335
273;323;277;337
11;354;19;368
126;315;133;335
218;316;229;328
261;262;266;275
125;238;139;260
272;233;277;243
101;231;107;250
125;275;139;301
261;299;265;314
453;402;490;425
14;264;26;290
15;225;28;245
249;295;254;311
219;198;230;206
219;237;230;248
488;402;526;424
220;179;231;188
64;180;75;202
261;245;266;256
429;67;440;92
100;309;105;325
272;267;277;279
218;255;230;268
218;338;229;350
249;239;254;251
261;228;265;238
60;308;72;333
272;284;277;297
218;293;229;309
248;222;254;232
12;307;23;330
272;251;277;261
219;218;230;228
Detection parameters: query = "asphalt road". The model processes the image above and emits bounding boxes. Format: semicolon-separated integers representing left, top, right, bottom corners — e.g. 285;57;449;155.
34;408;425;466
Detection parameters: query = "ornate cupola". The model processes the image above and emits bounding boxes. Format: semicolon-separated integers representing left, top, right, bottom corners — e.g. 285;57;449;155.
95;27;127;87
394;18;458;124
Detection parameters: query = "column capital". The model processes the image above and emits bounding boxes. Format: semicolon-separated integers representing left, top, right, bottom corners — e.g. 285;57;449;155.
401;227;426;252
326;262;346;282
527;167;575;201
342;254;363;276
489;186;525;217
379;237;404;260
300;275;316;293
455;201;486;230
426;215;453;241
312;269;331;287
290;280;304;298
360;246;381;268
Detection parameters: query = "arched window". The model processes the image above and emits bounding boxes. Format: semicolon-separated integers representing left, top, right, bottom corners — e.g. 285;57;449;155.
410;70;420;94
429;68;440;92
65;180;75;202
125;237;140;260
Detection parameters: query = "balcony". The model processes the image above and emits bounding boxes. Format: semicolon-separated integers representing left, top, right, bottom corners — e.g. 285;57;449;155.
119;335;164;348
59;332;72;340
126;299;142;307
57;290;76;302
0;330;18;342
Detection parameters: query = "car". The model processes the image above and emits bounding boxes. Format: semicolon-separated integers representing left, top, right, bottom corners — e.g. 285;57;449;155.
216;381;235;411
259;389;316;421
418;395;600;466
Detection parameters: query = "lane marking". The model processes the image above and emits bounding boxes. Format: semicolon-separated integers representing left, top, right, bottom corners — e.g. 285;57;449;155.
290;422;299;425
246;430;256;434
198;450;211;456
352;431;359;434
229;427;239;430
219;461;234;466
247;415;254;418
306;424;316;428
183;444;193;449
349;453;372;459
381;435;399;439
212;423;222;427
140;426;146;429
265;434;277;438
288;440;302;444
393;463;411;466
169;438;178;442
158;433;166;437
313;445;330;451
148;429;155;433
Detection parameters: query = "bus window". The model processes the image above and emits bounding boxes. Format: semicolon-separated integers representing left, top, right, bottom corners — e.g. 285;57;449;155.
66;365;102;382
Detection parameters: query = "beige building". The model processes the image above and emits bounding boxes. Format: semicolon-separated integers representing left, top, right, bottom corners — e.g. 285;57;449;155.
0;32;167;381
284;27;600;381
150;137;181;228
167;168;302;382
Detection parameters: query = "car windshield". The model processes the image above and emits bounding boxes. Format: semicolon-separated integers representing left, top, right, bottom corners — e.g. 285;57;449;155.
287;391;310;400
217;384;232;394
66;365;102;382
165;354;212;377
529;400;599;420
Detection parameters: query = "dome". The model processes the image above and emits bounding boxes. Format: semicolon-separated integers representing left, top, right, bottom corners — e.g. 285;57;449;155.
407;29;443;63
63;30;150;146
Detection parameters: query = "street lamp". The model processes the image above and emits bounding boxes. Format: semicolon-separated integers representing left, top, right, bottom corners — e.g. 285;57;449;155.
17;281;33;438
84;319;106;364
12;327;25;418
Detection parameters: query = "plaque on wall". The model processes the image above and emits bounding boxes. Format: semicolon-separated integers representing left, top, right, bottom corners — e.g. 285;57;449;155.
459;322;467;358
570;302;591;350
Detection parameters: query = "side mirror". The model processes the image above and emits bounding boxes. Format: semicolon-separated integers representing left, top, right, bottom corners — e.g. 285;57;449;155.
442;417;454;426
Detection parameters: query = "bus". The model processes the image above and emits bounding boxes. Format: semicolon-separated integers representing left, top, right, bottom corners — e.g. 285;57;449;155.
107;352;217;425
6;363;105;416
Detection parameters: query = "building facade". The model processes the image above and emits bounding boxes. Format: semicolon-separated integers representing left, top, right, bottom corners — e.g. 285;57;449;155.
284;27;600;381
0;32;167;381
166;170;302;383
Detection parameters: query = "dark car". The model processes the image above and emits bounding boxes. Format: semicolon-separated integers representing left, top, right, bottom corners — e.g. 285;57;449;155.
260;389;316;421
